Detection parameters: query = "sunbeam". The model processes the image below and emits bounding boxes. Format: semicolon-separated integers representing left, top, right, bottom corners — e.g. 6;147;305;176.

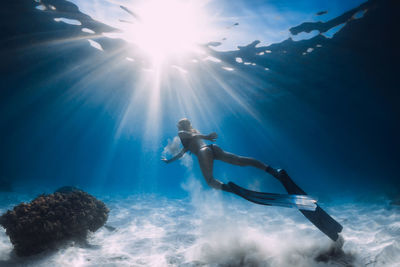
120;0;214;65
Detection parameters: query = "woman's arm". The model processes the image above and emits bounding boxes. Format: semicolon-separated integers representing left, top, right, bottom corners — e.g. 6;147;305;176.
161;147;189;164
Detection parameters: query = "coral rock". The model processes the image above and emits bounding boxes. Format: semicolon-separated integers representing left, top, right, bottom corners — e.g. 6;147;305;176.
0;188;109;256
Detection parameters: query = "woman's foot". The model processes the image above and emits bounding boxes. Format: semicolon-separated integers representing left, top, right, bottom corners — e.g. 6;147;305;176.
266;166;288;181
276;169;289;182
265;165;276;175
221;183;233;193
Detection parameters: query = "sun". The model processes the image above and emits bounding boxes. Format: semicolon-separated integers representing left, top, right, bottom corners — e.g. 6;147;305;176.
122;0;213;65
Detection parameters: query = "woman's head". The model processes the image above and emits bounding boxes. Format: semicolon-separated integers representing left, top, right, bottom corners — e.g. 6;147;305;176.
177;118;192;131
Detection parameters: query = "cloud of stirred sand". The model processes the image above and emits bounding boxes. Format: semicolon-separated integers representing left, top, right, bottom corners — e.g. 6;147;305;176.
162;136;193;170
181;176;359;266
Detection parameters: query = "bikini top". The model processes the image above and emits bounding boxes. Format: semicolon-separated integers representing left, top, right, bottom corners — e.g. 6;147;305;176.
178;130;206;154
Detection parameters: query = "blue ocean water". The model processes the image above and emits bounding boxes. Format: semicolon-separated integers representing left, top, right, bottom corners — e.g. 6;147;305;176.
0;0;399;266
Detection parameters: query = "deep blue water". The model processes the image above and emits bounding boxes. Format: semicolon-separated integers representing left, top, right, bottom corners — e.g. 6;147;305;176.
1;0;398;198
0;0;399;265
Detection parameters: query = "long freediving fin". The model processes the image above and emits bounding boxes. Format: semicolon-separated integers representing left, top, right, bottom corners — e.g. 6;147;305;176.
227;182;317;211
275;171;343;241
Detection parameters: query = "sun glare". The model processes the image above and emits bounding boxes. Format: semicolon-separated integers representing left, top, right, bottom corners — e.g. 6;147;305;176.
123;0;213;64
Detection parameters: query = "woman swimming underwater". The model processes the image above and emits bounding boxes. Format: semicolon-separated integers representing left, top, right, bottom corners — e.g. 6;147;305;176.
161;118;284;192
161;118;344;242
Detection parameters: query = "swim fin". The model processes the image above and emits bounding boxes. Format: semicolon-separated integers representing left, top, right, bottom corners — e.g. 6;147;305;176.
227;182;317;211
275;170;343;241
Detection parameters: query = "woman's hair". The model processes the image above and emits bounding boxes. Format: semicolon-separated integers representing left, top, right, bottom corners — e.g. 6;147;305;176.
177;118;198;133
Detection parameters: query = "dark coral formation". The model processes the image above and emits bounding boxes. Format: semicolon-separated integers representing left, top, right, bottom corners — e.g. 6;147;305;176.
0;189;109;256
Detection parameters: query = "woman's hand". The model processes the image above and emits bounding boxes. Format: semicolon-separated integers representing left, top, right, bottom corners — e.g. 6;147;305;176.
207;132;218;142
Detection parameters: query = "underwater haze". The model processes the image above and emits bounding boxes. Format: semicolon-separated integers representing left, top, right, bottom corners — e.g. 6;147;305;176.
1;0;399;266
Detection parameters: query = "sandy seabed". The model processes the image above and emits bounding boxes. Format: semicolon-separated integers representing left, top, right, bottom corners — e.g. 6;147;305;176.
0;185;399;267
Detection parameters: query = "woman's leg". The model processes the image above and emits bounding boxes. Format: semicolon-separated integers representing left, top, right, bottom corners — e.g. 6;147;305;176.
211;145;269;171
197;147;231;192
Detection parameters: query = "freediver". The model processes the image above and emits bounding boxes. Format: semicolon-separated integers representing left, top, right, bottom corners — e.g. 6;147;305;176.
161;118;285;192
162;118;343;241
